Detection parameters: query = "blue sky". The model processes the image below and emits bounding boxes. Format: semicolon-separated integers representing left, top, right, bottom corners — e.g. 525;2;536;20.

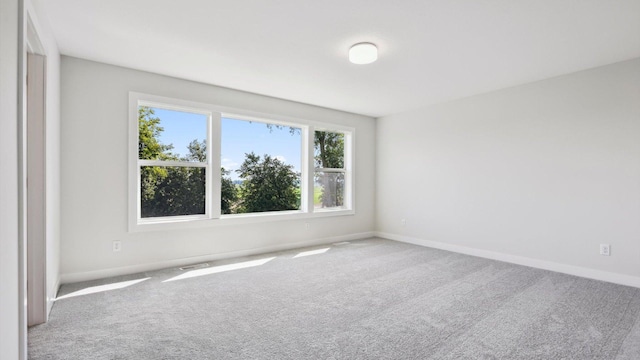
153;108;301;181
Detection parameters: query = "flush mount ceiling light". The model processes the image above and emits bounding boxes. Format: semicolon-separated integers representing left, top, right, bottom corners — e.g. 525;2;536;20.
349;42;377;64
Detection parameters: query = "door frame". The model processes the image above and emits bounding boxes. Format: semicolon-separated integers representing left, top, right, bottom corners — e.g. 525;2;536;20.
25;9;48;327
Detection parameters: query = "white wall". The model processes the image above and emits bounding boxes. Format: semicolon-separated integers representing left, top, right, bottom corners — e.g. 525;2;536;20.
60;56;376;282
376;58;640;286
0;0;22;357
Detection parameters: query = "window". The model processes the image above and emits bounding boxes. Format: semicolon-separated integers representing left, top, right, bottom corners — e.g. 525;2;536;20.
138;106;210;219
314;131;348;210
221;117;302;215
129;92;353;230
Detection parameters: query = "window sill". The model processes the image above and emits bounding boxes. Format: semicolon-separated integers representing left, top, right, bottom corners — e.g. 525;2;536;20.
129;208;355;233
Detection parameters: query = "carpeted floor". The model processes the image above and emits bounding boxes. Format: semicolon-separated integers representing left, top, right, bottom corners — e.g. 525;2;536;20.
29;238;640;359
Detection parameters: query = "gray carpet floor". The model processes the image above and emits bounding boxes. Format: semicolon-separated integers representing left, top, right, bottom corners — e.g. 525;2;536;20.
29;238;640;359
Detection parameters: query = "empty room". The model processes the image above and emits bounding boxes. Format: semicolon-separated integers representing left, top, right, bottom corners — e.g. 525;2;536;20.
2;0;640;359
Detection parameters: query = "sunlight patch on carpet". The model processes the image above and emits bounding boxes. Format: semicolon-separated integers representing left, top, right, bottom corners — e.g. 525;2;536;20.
55;278;150;301
163;257;275;282
293;248;330;258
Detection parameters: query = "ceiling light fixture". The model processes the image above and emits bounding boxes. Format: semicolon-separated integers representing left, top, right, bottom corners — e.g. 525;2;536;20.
349;42;377;64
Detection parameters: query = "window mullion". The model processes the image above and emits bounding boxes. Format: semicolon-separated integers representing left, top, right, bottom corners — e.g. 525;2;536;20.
305;125;314;213
314;168;346;173
138;160;207;167
210;112;222;219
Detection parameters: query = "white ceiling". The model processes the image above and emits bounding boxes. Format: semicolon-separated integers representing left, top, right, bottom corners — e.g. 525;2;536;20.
43;0;640;117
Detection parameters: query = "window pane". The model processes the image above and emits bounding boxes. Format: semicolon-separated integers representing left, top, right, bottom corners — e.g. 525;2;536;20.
314;131;344;169
314;172;345;209
221;118;301;214
138;106;208;162
140;166;205;218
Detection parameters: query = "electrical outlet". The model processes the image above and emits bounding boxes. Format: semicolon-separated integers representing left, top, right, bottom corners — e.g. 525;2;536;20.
599;244;610;256
305;223;310;231
113;241;122;252
401;219;406;227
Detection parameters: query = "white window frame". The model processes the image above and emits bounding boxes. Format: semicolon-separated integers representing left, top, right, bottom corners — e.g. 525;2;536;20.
219;113;309;218
310;128;353;212
129;93;221;230
129;92;354;232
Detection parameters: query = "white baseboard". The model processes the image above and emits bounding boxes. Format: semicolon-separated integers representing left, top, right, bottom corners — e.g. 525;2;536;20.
60;232;375;284
375;231;640;289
